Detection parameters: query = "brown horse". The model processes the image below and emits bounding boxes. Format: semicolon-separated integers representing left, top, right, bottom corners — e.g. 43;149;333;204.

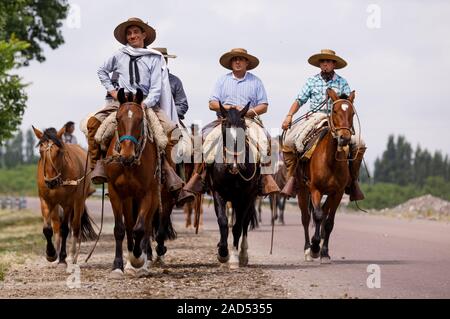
33;126;97;265
104;88;174;277
296;88;356;263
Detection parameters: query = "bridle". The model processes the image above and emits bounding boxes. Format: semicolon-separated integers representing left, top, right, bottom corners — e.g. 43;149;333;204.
221;118;258;181
42;141;86;188
113;102;148;166
328;99;355;139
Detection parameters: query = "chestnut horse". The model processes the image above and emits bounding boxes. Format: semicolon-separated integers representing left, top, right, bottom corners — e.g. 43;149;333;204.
104;88;174;277
296;88;356;263
33;127;97;265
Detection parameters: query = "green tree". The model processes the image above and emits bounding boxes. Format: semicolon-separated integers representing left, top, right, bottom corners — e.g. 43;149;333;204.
0;38;29;143
0;0;69;65
25;128;37;164
3;131;24;168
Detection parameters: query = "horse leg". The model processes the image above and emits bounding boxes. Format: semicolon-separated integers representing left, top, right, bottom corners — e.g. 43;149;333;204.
69;199;85;264
229;202;244;269
213;191;229;263
40;199;58;262
239;202;255;267
122;198;138;274
58;206;71;265
310;189;324;259
51;206;62;261
184;202;192;228
279;196;286;225
109;189;125;277
320;193;342;264
298;189;312;261
258;197;263;223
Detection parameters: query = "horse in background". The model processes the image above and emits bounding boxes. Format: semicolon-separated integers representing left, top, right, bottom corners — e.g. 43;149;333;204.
208;102;259;268
33;126;96;266
296;88;357;263
104;88;174;277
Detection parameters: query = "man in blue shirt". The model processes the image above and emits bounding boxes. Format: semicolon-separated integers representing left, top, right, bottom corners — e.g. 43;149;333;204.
184;48;279;196
281;49;366;201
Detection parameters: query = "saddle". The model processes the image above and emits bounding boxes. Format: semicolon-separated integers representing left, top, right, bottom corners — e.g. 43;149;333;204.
299;125;329;161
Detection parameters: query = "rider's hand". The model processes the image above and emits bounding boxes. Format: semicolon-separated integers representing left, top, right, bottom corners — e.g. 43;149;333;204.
109;90;118;100
282;115;293;130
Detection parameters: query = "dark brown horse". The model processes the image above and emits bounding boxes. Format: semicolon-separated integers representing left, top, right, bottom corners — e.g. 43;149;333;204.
33;127;97;266
296;88;356;263
104;88;174;277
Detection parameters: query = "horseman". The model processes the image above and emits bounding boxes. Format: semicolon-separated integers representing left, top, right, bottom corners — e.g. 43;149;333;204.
86;17;193;204
153;47;189;120
184;48;279;196
280;49;366;201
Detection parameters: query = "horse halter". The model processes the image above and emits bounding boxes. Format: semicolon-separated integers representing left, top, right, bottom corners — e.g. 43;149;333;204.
328;99;355;139
115;102;148;166
42;141;63;188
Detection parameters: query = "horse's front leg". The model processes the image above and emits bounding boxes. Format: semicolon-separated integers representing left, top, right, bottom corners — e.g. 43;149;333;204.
310;188;324;259
109;188;126;277
213;191;229;263
297;188;312;261
40;198;58;262
58;206;71;265
319;192;343;264
155;188;176;264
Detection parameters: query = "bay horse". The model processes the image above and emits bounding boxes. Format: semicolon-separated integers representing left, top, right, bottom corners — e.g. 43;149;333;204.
296;88;356;263
104;88;174;277
207;102;259;268
33;127;97;265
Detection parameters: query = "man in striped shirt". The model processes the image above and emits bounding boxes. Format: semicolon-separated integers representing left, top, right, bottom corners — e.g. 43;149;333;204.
184;48;279;196
280;49;366;201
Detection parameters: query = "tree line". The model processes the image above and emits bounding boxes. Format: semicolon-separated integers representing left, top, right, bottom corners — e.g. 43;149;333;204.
0;129;38;168
373;135;449;186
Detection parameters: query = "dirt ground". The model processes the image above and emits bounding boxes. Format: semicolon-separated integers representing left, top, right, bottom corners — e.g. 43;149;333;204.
0;214;287;299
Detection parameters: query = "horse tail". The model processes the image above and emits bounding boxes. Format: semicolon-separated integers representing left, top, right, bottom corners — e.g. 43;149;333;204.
80;205;98;241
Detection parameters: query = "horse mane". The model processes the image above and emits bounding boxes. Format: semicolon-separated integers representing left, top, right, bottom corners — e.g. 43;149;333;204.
339;93;349;100
37;128;63;148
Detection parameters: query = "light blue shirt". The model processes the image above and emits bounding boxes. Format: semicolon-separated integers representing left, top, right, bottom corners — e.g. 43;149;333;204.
210;72;268;107
297;73;351;112
97;50;162;108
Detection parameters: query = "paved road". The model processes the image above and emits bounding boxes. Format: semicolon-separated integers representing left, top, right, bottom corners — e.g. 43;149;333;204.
26;197;450;298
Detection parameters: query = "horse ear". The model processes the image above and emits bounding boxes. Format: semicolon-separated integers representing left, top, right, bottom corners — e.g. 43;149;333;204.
327;88;339;101
57;126;65;140
240;102;250;118
219;101;227;118
135;88;144;104
32;126;43;140
117;88;126;104
348;90;356;103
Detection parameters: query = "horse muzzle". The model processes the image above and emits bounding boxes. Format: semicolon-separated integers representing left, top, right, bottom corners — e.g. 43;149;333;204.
120;155;136;167
45;177;62;189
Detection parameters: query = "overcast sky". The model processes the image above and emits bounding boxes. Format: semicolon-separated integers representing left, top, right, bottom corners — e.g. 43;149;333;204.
17;0;450;169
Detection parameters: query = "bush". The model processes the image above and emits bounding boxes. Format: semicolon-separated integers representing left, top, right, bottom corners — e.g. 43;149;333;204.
0;164;37;195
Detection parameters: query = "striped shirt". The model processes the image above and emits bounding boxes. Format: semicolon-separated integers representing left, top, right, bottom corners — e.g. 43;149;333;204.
210;72;268;108
297;73;351;113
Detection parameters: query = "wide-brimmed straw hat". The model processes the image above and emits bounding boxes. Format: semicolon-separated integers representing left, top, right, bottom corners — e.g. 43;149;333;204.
152;47;177;58
114;17;156;47
219;48;259;70
308;49;347;69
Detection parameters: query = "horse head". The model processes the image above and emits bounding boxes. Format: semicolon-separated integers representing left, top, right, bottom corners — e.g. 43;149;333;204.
219;101;250;174
327;88;356;147
33;126;65;189
116;88;145;166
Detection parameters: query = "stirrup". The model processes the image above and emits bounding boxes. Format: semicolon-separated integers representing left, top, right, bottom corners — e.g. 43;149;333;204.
91;161;107;185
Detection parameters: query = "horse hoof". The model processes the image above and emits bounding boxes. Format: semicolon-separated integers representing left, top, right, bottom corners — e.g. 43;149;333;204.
239;255;248;267
130;253;145;268
309;249;320;259
320;257;331;264
217;253;229;264
124;261;136;275
304;249;314;262
110;268;124;279
153;256;166;268
46;253;58;263
228;251;239;269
